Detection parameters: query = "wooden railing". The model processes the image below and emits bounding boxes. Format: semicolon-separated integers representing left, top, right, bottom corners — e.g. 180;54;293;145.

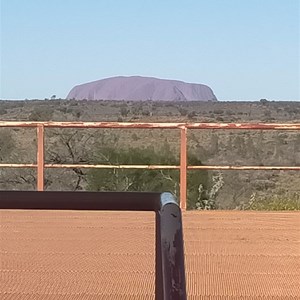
1;121;300;210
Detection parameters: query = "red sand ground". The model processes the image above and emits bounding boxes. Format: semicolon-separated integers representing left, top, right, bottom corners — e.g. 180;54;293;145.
0;210;299;299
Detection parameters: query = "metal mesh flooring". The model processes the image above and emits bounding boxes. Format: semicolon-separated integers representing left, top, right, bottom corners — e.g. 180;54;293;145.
1;210;299;299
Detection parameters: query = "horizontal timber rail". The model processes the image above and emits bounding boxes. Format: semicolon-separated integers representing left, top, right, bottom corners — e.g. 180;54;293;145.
1;121;300;210
1;121;300;130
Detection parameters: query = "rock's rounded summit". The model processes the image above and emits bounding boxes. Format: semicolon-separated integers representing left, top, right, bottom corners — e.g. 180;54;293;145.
67;76;217;101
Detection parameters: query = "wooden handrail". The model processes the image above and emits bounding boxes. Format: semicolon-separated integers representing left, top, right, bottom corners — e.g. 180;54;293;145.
1;121;300;210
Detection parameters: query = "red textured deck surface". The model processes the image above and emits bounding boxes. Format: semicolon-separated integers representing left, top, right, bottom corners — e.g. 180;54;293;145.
0;210;299;299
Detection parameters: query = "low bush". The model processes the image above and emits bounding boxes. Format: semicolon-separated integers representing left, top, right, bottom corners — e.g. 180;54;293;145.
246;193;300;210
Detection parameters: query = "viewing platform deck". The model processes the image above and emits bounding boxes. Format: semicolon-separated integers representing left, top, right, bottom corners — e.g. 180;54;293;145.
0;210;299;299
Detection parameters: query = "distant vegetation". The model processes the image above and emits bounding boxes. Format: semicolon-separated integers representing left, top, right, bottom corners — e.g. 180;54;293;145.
0;99;299;210
88;144;210;209
246;193;300;210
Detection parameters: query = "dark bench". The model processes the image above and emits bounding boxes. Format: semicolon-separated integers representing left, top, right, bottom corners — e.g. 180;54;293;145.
0;191;187;300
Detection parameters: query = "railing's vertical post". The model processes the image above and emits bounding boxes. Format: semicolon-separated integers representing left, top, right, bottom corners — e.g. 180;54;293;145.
37;124;44;191
156;193;187;299
155;211;163;299
180;126;187;211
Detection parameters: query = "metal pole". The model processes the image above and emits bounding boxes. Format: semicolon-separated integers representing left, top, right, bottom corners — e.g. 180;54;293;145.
159;202;187;299
155;211;163;299
180;127;187;210
37;125;44;191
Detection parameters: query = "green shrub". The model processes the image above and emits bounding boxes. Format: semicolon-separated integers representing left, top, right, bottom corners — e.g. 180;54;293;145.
87;144;209;209
28;107;53;121
246;193;300;210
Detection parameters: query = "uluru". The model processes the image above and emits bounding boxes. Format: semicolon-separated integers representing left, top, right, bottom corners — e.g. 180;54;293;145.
67;76;217;101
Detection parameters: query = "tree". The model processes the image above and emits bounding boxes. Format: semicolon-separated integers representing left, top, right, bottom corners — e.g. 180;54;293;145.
87;144;209;209
120;106;129;117
0;129;15;161
28;106;53;121
0;129;37;190
45;129;95;190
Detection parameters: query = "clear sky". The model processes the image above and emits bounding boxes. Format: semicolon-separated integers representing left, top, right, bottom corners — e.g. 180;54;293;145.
1;0;299;100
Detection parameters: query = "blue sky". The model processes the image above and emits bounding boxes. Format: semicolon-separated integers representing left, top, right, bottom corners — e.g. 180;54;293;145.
1;0;299;100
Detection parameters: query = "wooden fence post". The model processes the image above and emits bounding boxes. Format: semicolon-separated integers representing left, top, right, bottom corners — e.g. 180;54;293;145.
37;125;44;191
180;127;187;210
